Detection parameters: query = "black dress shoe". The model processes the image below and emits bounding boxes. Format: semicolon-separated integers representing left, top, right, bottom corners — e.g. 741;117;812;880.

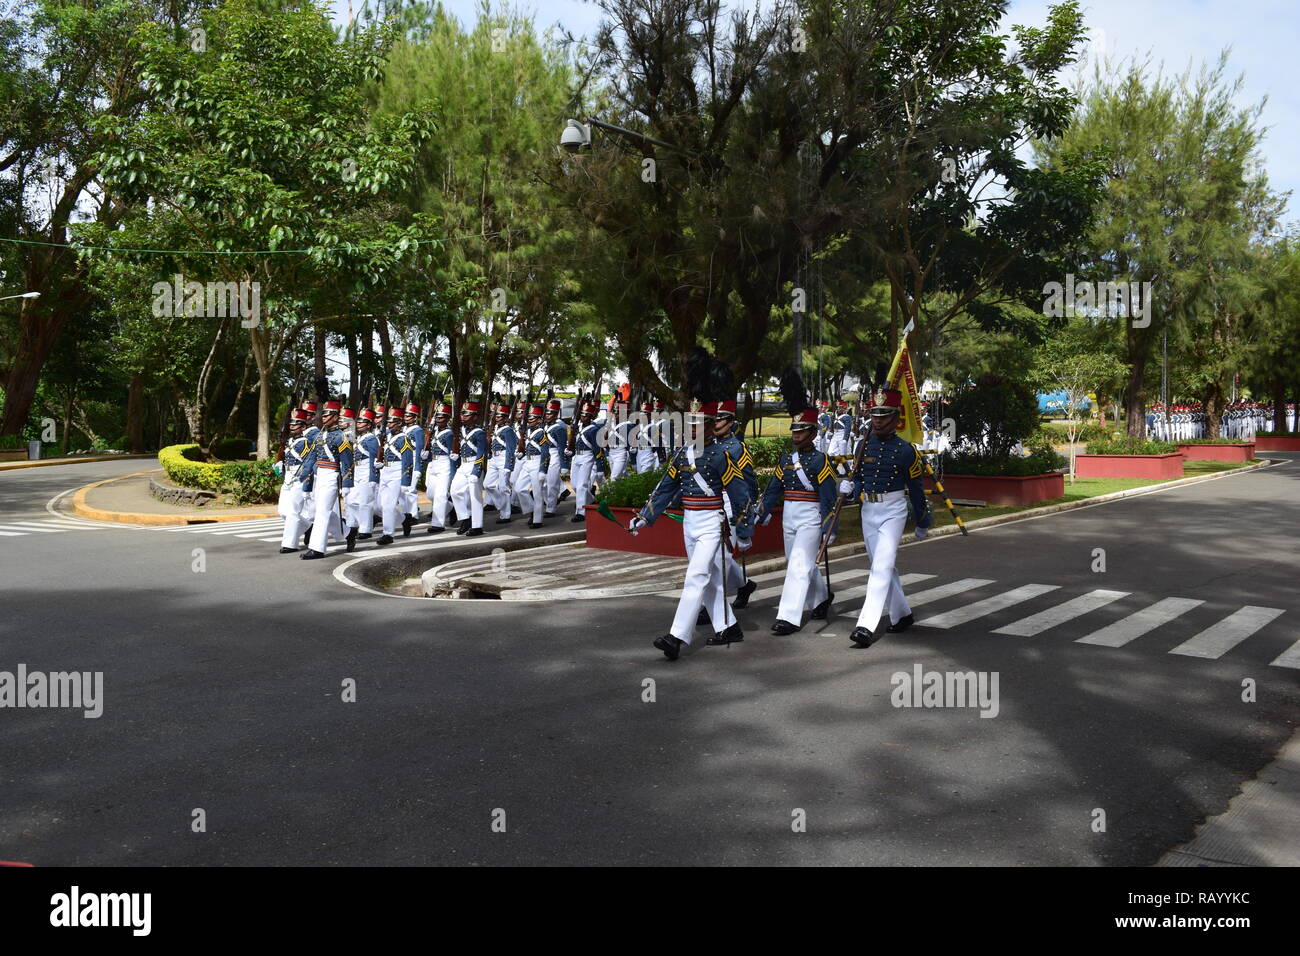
465;527;483;537
300;549;325;560
653;635;685;661
346;527;358;553
810;593;835;620
484;504;498;513
707;623;744;646
427;525;444;535
357;532;372;540
696;608;710;626
455;519;470;535
303;525;313;548
376;534;393;546
886;613;915;633
849;626;877;648
279;547;298;554
402;515;415;537
544;511;558;518
770;619;801;635
527;521;544;529
731;579;757;609
559;489;571;502
570;514;585;523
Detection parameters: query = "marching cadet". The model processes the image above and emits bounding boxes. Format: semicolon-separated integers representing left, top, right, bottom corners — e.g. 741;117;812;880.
826;398;853;462
299;400;354;560
838;384;933;647
705;399;759;616
606;397;635;481
450;399;488;536
423;402;457;534
652;398;675;465
274;409;314;553
761;374;839;633
485;399;518;525
508;398;529;515
815;399;833;453
631;352;753;660
399;402;425;535
635;399;659;474
568;398;606;522
344;407;380;545
376;409;414;546
542;398;569;516
516;403;549;529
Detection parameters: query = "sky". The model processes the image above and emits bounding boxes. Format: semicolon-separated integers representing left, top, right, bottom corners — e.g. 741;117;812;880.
327;0;1298;223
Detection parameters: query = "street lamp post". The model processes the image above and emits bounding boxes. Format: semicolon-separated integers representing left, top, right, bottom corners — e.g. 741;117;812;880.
0;291;40;302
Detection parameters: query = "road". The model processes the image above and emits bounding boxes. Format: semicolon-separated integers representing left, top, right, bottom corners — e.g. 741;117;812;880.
0;456;1296;865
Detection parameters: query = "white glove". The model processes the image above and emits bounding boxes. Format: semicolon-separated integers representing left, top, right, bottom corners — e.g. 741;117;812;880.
420;449;430;462
450;453;460;462
628;515;647;534
839;479;855;496
736;536;753;553
914;526;929;540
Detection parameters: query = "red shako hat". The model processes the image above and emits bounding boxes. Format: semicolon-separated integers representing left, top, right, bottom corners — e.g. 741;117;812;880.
341;406;356;420
291;409;310;423
791;407;819;430
461;400;481;414
404;403;420;416
301;400;318;414
323;400;342;414
495;401;511;415
435;402;453;417
359;409;376;422
547;399;562;411
716;399;737;418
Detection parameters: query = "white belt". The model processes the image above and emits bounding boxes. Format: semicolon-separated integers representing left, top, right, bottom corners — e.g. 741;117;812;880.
861;489;906;503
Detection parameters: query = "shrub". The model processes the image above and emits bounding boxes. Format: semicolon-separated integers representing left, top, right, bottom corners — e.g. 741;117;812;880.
221;458;281;504
159;444;226;490
211;436;255;460
1034;421;1108;445
597;467;665;507
1085;437;1178;455
948;374;1041;460
944;446;1065;477
744;436;785;468
0;434;25;450
1174;437;1255;445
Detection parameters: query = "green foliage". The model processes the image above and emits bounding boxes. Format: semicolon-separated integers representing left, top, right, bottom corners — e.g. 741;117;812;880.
1174;437;1256;445
210;437;255;461
220;458;280;504
945;446;1065;477
1033;421;1109;445
1085;437;1178;455
948;375;1042;460
158;443;226;490
597;468;665;508
0;434;26;450
745;437;786;469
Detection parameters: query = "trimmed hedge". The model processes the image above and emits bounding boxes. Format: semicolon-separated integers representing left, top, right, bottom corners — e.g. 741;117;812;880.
1175;437;1255;445
210;436;255;460
159;444;227;491
943;447;1065;477
158;444;279;503
1085;437;1178;455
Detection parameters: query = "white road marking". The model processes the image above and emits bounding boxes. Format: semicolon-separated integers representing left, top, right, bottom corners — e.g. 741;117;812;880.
907;578;995;607
1169;606;1287;660
993;589;1129;636
1075;597;1205;647
1269;640;1300;669
921;584;1060;629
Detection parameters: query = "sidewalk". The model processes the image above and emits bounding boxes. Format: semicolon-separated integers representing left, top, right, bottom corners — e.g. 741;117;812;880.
72;470;282;525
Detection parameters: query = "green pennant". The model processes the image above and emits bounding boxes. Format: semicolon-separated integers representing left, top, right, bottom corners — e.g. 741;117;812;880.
594;498;621;524
664;511;683;523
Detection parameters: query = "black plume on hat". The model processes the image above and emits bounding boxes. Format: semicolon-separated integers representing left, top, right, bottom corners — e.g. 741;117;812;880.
684;345;734;403
779;366;810;418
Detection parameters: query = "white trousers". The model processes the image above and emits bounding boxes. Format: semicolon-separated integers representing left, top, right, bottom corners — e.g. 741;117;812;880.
776;499;828;624
855;493;911;633
544;455;563;513
450;461;484;529
516;458;546;523
485;452;513;518
378;462;404;536
670;508;735;645
307;467;346;553
572;451;597;513
346;477;376;533
635;448;658;474
425;457;453;529
278;479;312;549
510;456;527;509
607;447;629;481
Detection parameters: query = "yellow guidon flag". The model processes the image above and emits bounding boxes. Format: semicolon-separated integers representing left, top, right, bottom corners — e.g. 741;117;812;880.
885;334;924;446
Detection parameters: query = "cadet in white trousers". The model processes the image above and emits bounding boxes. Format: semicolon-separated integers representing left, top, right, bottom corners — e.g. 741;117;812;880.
516;404;549;528
275;410;314;552
569;399;605;522
635;400;660;474
702;400;759;623
542;399;569;515
449;399;488;536
344;407;380;543
484;400;518;524
423;403;457;534
399;402;424;535
838;386;933;647
376;411;414;546
759;396;839;633
300;400;353;560
634;399;754;660
605;399;633;481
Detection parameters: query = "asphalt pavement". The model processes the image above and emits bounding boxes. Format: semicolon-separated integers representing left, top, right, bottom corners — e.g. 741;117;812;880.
0;456;1295;865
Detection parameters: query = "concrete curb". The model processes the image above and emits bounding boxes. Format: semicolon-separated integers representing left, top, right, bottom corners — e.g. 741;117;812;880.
0;453;156;472
69;471;278;525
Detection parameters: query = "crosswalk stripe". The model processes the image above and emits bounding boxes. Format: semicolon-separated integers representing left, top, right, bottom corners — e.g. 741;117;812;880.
1075;597;1205;647
823;573;936;609
0;530;25;536
921;584;1060;630
993;589;1130;637
906;578;995;608
0;522;67;532
1270;640;1300;669
1168;606;1287;660
164;519;283;533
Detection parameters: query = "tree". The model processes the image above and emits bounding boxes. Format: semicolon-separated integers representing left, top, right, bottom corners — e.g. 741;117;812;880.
1031;319;1125;479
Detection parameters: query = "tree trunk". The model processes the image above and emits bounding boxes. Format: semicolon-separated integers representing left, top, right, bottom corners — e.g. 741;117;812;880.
1123;358;1146;439
127;373;146;453
313;326;328;401
1;298;70;437
376;316;395;399
250;325;273;458
1203;387;1223;440
346;334;359;408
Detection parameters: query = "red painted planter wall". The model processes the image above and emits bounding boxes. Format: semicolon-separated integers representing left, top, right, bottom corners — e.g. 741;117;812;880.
1074;453;1184;479
584;504;786;557
1176;443;1255;461
923;472;1065;507
1255;435;1300;452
